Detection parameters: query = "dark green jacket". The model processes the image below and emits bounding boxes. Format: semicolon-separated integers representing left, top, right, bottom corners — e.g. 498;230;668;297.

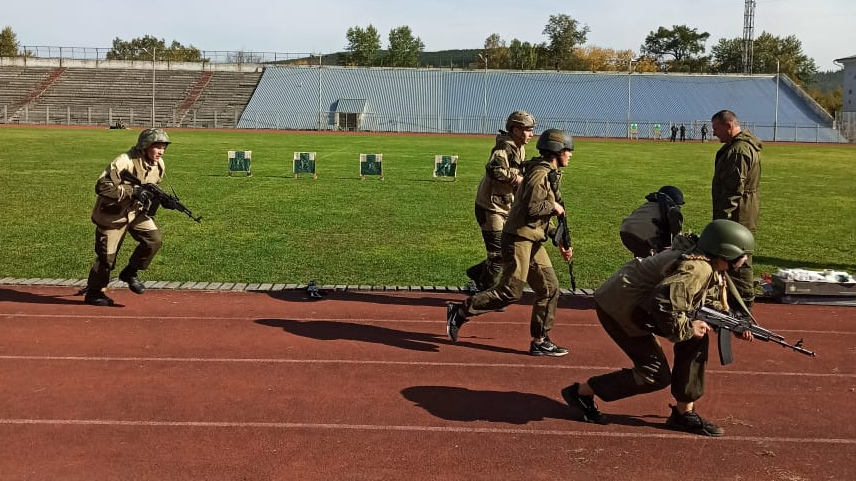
712;130;762;231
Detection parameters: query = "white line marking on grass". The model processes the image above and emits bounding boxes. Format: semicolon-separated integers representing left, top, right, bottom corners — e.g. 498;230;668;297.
1;356;852;377
1;418;854;444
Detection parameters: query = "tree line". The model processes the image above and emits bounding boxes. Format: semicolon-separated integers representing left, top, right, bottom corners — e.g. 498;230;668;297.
0;16;843;114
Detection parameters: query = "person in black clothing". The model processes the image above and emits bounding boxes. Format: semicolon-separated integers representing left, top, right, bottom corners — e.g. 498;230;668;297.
670;124;678;142
619;186;685;258
679;124;686;142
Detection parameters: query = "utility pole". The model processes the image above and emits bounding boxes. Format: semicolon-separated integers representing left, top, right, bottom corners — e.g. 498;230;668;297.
774;58;780;141
478;53;488;134
141;46;156;126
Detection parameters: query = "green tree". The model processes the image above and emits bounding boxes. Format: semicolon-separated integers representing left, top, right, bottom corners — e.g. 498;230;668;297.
508;39;540;70
641;25;710;71
753;33;817;86
106;35;204;62
345;24;381;66
711;32;818;86
386;26;424;67
481;33;510;69
1;26;20;57
710;37;743;73
806;86;843;115
542;14;589;70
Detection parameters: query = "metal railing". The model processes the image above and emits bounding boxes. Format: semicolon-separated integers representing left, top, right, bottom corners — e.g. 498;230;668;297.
236;110;848;143
1;104;243;129
15;46;318;65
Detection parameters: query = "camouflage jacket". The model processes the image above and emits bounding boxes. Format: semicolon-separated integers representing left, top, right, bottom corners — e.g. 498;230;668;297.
503;157;558;242
594;249;727;342
474;131;525;216
91;149;164;228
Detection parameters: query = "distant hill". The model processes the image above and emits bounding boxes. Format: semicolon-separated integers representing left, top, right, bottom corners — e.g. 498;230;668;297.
811;70;844;93
272;51;846;94
272;49;481;68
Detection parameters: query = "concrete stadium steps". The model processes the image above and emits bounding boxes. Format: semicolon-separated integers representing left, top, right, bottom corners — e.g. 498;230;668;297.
0;66;261;128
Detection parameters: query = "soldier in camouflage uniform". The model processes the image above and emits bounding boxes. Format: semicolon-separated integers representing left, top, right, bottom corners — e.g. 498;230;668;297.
560;219;755;436
465;111;536;292
711;110;762;310
84;128;172;306
448;129;574;357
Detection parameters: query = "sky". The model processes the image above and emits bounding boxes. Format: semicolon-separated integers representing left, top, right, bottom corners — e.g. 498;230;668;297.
5;0;854;71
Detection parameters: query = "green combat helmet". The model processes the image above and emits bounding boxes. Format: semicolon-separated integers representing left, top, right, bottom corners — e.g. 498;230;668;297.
135;128;171;151
697;219;755;261
505;110;536;132
536;128;574;153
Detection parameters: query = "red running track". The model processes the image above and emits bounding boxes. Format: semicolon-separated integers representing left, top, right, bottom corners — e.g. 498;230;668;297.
1;285;854;480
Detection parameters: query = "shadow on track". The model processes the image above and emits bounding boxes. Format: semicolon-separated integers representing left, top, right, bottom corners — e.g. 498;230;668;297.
266;288;596;311
402;385;670;429
255;318;527;355
402;386;570;424
0;287;100;306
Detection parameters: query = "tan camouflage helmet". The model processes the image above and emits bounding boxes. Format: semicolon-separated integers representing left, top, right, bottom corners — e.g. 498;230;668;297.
505;110;536;132
135;128;171;151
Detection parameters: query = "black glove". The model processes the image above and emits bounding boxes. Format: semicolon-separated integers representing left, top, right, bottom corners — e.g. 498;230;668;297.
132;185;154;204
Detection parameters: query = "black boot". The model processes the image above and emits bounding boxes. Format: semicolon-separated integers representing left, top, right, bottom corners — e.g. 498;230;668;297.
119;266;146;294
84;289;115;306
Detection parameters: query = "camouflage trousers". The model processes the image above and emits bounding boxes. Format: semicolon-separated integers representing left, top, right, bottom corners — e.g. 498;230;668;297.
87;217;162;291
587;304;708;403
463;233;560;339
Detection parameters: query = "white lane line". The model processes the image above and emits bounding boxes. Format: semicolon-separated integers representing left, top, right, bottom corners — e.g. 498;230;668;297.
1;418;853;444
1;313;849;335
0;355;851;377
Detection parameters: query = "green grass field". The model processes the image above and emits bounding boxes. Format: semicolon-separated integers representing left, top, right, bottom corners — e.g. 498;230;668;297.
1;127;853;288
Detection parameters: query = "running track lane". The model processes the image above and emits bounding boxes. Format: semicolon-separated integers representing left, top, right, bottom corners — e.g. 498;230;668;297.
1;285;854;480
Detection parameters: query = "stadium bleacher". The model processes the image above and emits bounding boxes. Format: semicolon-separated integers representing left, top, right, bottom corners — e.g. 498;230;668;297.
0;61;847;142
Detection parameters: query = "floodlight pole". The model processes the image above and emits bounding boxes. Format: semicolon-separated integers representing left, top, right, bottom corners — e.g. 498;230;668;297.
141;47;156;126
626;58;636;138
774;58;780;141
152;48;156;126
478;53;488;134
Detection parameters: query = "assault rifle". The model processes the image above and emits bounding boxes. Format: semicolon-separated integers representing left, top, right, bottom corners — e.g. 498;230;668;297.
120;170;202;223
547;169;576;291
694;306;816;365
553;214;576;291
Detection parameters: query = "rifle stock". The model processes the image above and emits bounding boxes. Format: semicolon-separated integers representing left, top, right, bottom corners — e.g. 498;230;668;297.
120;170;201;223
694;306;816;365
554;214;576;291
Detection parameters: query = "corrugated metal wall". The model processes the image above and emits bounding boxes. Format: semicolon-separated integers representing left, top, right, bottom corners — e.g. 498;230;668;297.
238;66;842;142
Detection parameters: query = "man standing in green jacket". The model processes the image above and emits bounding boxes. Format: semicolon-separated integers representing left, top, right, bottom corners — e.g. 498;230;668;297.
448;129;574;357
711;110;762;309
